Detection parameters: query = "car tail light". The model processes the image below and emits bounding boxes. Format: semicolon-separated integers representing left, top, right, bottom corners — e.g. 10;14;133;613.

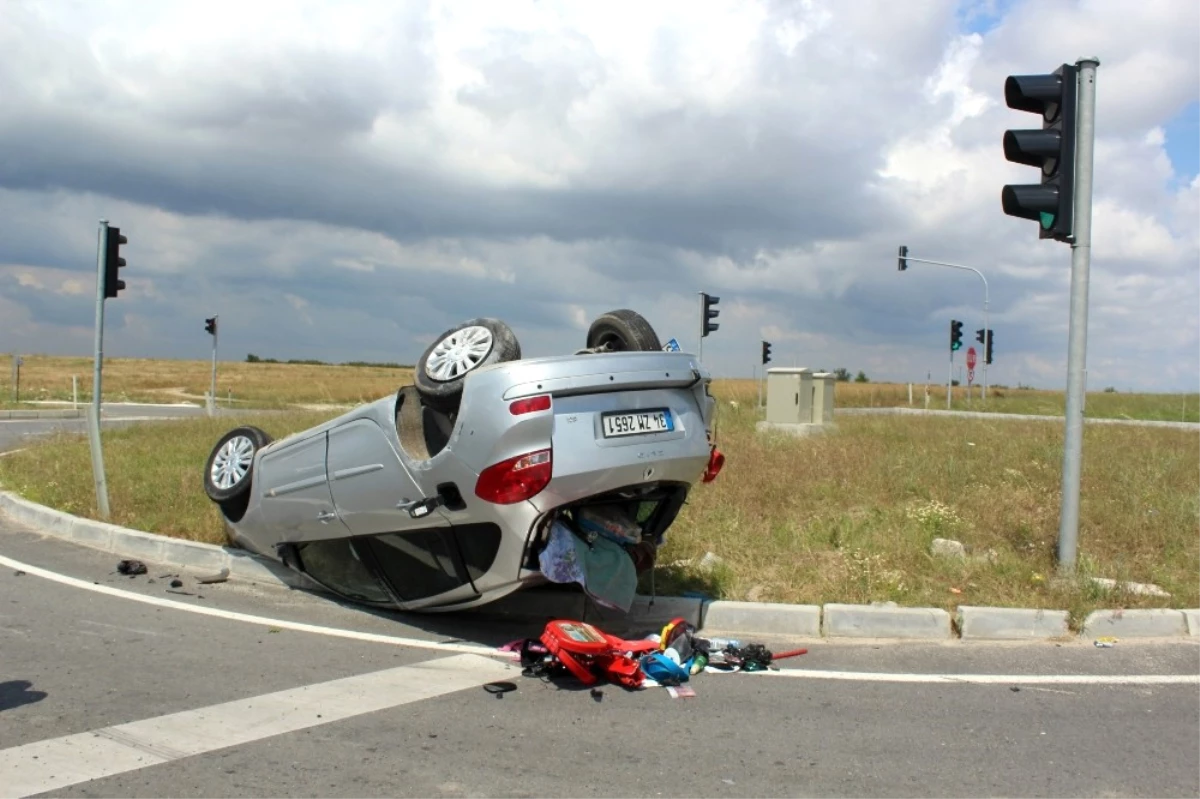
702;447;724;483
475;448;553;504
509;395;551;415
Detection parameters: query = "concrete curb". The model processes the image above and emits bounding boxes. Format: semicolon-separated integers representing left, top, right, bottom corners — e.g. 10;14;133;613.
0;409;84;420
1082;608;1190;638
1;490;1196;643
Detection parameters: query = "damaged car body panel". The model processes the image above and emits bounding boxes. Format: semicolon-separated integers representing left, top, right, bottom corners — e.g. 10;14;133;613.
204;313;723;613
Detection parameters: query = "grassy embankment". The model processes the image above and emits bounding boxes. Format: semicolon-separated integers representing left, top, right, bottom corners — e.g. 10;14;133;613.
1;373;1195;626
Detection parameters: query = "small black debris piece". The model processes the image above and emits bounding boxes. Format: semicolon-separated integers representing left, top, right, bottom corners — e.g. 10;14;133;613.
166;588;195;596
117;560;147;576
1010;686;1021;692
170;579;183;588
590;688;604;702
13;570;25;576
483;681;517;697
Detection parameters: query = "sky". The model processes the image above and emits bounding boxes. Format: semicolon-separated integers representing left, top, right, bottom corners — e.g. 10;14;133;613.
1;0;1197;392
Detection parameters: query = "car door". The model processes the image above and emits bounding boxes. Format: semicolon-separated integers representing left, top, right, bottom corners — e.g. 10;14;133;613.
257;431;348;541
326;417;451;536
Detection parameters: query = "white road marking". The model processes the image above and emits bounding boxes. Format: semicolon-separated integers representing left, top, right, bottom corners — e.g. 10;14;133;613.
0;653;514;798
755;669;1199;685
1;552;1197;687
0;552;500;658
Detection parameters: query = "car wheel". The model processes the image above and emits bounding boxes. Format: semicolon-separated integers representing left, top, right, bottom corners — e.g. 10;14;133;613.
203;426;272;504
586;309;662;352
414;317;521;411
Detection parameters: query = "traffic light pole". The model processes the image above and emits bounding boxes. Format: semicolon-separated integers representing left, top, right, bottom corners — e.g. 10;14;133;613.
903;255;990;400
1056;58;1099;573
208;317;219;418
88;220;111;520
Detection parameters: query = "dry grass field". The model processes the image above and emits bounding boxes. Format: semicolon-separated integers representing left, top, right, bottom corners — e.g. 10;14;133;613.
1;371;1195;626
3;354;1196;422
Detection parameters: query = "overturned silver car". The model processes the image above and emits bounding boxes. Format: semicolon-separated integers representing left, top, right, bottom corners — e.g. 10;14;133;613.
203;310;724;612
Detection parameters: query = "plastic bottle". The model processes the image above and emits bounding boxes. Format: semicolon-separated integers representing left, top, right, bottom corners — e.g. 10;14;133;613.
705;637;741;650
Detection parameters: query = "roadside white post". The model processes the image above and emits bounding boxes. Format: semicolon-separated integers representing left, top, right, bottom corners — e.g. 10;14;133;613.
72;375;78;409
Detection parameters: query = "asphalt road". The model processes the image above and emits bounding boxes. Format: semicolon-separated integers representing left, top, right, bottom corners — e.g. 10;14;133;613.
0;404;225;454
2;520;1197;799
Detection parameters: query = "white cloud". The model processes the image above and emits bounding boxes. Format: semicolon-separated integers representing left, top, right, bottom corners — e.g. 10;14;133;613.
0;0;1195;390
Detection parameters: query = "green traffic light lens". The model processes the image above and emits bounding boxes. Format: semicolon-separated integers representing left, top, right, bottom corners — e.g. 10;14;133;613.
1039;211;1055;230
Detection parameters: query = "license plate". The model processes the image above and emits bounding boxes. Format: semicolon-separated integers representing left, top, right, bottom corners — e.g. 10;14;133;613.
601;409;673;438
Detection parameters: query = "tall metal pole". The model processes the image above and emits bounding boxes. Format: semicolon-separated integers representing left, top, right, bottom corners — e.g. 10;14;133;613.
696;292;704;363
89;220;111;519
902;255;990;399
1056;57;1099;572
209;316;219;418
946;348;953;410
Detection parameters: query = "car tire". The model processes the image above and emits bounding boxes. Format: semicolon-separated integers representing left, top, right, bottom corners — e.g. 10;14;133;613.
414;317;521;411
203;426;272;504
586;309;662;352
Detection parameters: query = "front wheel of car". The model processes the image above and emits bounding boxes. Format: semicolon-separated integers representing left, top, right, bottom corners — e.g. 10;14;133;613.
203;426;272;504
586;309;662;352
415;317;521;411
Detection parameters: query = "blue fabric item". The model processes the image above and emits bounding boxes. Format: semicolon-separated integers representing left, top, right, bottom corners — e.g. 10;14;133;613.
538;521;637;612
639;652;692;684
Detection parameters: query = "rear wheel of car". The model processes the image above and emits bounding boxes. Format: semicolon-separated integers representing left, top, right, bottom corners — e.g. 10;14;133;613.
415;317;521;411
586;309;661;352
203;426;272;504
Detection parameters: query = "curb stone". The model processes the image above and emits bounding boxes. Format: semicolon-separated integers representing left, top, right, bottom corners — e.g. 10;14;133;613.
1082;608;1189;638
1;490;1197;643
823;603;952;639
0;409;84;420
957;606;1070;640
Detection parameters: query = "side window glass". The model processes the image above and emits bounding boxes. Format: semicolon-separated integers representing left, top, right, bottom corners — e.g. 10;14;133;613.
366;531;469;602
297;540;391;604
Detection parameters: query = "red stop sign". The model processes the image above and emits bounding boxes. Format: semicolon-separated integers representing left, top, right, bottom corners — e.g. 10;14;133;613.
966;346;977;369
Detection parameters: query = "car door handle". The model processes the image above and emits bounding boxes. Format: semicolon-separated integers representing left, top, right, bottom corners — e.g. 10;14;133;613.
317;510;337;522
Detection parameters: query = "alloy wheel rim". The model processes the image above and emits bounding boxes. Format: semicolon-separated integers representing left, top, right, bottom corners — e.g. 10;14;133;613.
426;325;494;381
211;435;254;490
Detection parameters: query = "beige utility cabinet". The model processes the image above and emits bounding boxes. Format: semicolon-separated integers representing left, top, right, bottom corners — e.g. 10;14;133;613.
811;372;836;424
765;367;813;425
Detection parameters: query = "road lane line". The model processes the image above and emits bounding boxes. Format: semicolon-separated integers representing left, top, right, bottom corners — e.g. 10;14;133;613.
753;669;1199;685
2;552;1197;687
0;653;514;798
0;552;501;657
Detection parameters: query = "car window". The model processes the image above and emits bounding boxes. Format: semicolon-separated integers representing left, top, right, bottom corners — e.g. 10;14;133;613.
297;540;392;604
450;523;503;581
366;530;471;602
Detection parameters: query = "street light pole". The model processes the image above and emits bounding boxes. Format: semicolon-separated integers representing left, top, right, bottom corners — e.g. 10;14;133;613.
899;253;991;400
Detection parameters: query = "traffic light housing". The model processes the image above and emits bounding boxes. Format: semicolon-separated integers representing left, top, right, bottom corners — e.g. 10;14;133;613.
205;317;217;336
103;225;127;299
701;292;720;337
976;328;986;344
1002;63;1078;243
984;329;994;365
897;245;908;271
761;340;772;365
950;319;963;351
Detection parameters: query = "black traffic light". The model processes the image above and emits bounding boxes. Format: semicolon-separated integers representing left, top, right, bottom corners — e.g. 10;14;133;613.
205;316;217;336
950;319;963;352
897;245;909;271
976;328;986;344
1002;64;1078;243
103;225;127;299
701;292;720;337
761;340;772;365
984;329;994;365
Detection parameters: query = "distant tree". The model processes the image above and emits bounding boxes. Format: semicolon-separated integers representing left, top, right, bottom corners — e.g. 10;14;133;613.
1103;386;1117;393
833;368;852;382
245;353;261;363
854;371;869;383
951;379;960;387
